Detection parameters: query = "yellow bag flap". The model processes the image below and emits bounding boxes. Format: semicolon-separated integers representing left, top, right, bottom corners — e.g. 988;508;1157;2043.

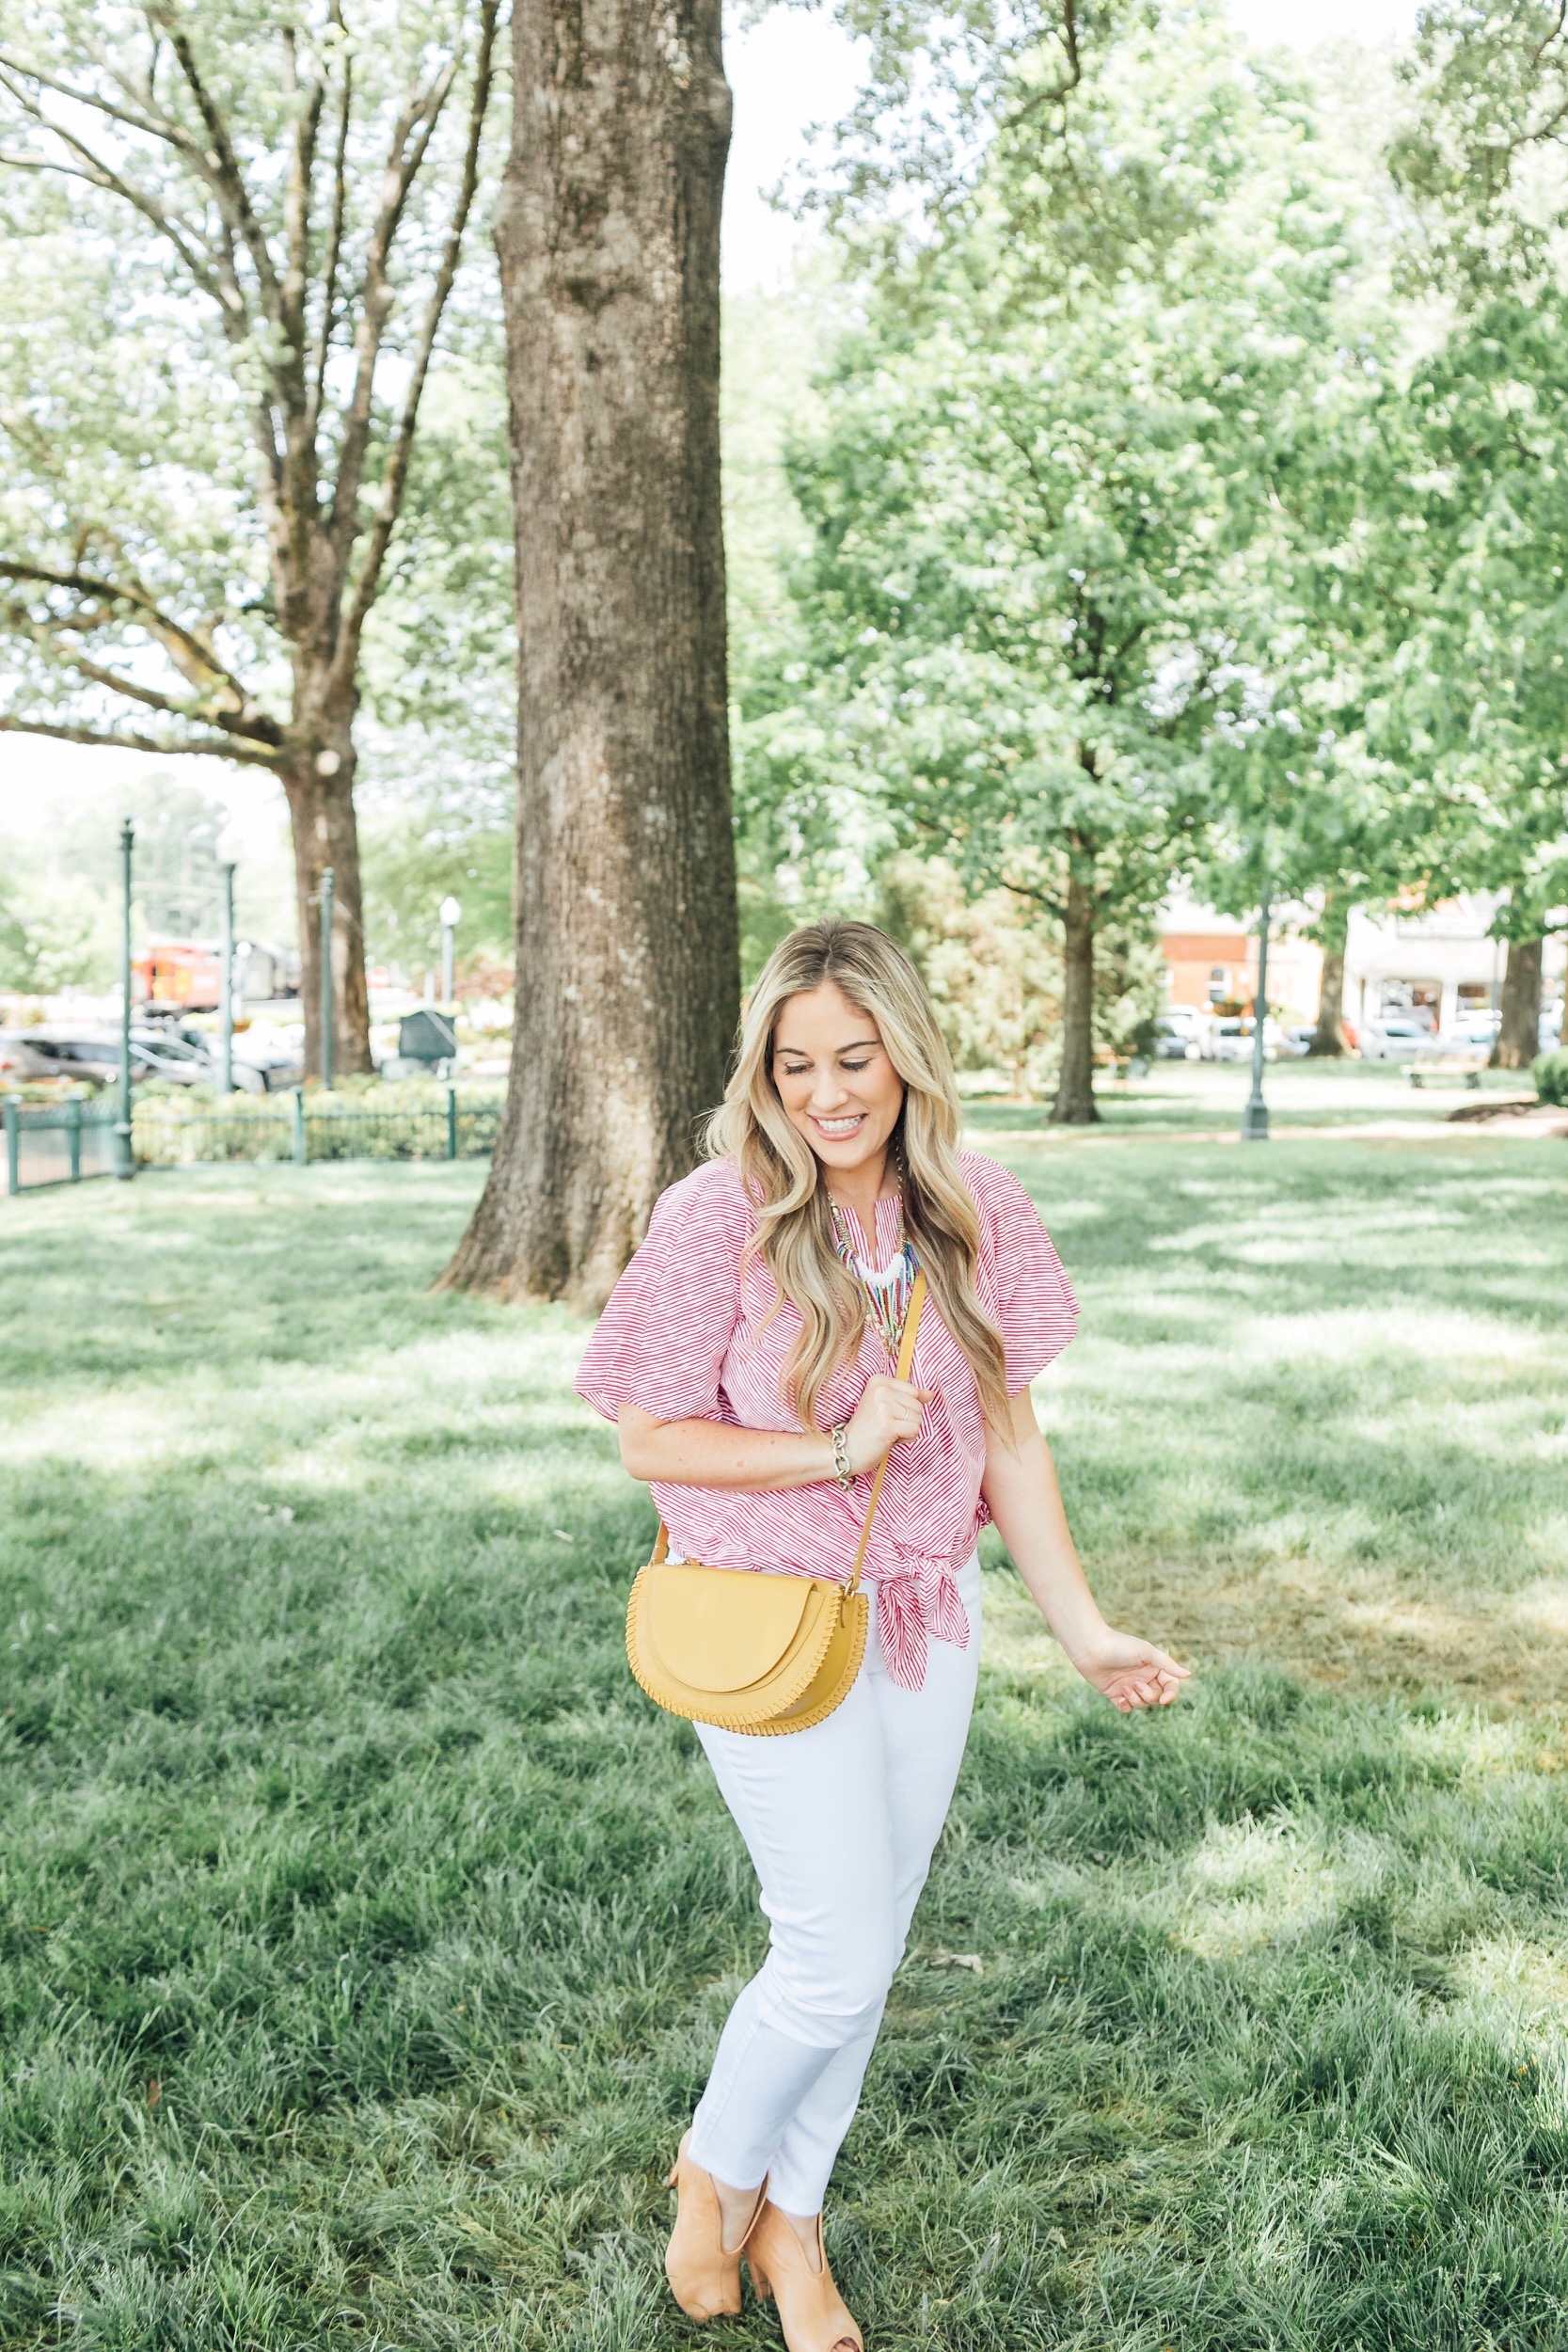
641;1561;816;1693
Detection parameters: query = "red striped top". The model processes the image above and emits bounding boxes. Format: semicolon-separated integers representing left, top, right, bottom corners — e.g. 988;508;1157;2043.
574;1150;1078;1689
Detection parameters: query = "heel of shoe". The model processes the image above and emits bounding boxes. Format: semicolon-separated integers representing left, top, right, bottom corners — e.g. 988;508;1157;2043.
744;2201;863;2352
747;2252;773;2302
664;2134;752;2321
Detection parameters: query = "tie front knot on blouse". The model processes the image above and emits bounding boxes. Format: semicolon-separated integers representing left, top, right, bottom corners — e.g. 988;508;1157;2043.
574;1151;1078;1692
869;1545;974;1691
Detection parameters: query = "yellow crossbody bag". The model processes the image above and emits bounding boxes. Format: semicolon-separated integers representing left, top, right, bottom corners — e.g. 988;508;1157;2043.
626;1270;927;1736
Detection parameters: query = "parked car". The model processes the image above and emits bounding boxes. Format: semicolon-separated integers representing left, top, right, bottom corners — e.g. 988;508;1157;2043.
1153;1011;1203;1061
132;1029;218;1086
1436;1013;1501;1054
14;1035;121;1085
1360;1017;1433;1062
0;1030;52;1083
1212;1016;1281;1063
1281;1024;1317;1057
231;1027;305;1092
18;1030;216;1088
137;1011;300;1093
1434;1005;1560;1055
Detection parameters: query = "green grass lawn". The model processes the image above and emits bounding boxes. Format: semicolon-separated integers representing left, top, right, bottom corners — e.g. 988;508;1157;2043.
3;1141;1568;2351
965;1057;1539;1136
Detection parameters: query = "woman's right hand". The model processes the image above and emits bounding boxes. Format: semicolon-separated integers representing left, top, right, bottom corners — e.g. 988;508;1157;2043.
844;1375;929;1476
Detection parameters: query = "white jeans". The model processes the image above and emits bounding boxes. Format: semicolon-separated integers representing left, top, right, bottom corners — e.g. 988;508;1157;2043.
688;1554;982;2216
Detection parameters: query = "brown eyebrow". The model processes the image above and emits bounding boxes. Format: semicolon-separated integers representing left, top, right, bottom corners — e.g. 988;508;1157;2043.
775;1038;882;1060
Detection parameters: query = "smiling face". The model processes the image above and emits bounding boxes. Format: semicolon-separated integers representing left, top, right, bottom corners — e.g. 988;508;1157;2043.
770;979;906;1186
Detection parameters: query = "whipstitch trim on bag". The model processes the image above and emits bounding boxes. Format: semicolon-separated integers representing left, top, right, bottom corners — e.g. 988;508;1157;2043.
626;1562;840;1712
625;1568;867;1735
626;1560;839;1710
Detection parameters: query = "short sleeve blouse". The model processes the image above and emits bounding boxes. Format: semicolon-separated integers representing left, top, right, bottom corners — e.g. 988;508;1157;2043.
574;1151;1077;1598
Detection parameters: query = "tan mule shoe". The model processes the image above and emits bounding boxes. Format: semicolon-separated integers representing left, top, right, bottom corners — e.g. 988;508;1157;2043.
663;2132;768;2320
744;2199;863;2352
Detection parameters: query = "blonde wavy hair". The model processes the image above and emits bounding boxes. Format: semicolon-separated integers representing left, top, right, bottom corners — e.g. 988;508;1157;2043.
705;920;1012;1438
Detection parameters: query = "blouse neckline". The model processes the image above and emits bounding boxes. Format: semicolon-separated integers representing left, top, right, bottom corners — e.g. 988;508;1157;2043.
826;1189;903;1277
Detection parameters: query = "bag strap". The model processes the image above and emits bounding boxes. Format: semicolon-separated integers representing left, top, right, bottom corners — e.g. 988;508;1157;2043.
646;1266;927;1596
845;1265;926;1605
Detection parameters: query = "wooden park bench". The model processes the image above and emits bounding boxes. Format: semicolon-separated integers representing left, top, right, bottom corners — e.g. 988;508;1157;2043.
1405;1043;1487;1090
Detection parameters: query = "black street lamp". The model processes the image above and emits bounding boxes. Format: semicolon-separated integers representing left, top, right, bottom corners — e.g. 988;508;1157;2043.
116;818;135;1181
439;895;461;1008
216;827;242;1096
1241;887;1272;1143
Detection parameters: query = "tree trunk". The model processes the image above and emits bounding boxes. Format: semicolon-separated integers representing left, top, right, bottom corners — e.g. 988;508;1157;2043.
1308;898;1349;1057
1050;871;1100;1124
281;696;372;1084
1491;933;1544;1070
440;0;738;1307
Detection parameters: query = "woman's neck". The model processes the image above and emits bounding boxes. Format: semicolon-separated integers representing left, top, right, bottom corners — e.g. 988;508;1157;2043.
823;1149;897;1233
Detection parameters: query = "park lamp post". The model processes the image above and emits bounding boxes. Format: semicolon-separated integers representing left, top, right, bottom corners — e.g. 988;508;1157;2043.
215;826;242;1097
1241;885;1273;1143
116;818;135;1181
439;896;461;1009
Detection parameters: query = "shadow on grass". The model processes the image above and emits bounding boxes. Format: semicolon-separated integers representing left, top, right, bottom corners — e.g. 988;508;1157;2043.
997;1139;1568;1702
4;1159;1568;2346
6;1447;1568;2349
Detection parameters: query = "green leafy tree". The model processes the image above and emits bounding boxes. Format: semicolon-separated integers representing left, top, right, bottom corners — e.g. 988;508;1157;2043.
356;343;515;981
0;869;110;994
1385;297;1568;1060
1388;4;1568;1060
1190;362;1431;1057
59;773;230;938
784;12;1364;1119
0;0;502;1077
1391;0;1568;300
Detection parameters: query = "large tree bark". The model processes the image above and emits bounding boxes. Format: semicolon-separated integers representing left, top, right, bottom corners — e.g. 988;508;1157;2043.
1308;897;1349;1057
282;705;372;1083
441;0;738;1307
1050;869;1100;1124
1491;932;1544;1069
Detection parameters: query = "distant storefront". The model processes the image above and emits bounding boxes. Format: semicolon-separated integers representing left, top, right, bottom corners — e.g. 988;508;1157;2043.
1160;894;1564;1031
1162;925;1323;1022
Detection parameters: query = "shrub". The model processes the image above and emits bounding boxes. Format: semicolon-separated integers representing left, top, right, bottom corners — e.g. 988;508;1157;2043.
1533;1047;1568;1106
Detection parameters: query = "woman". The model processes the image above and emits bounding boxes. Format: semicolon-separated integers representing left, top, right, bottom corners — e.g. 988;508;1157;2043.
576;921;1187;2352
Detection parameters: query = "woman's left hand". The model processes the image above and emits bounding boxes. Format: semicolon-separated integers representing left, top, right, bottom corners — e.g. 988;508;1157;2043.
1069;1629;1190;1712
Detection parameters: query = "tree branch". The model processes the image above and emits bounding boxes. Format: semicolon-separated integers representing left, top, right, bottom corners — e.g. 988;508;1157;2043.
0;67;226;299
0;44;198;153
325;54;463;559
0;713;282;766
1505;87;1568;153
1529;2;1567;72
280;25;325;358
273;24;327;587
0;560;254;703
309;7;353;441
999;870;1068;917
166;24;283;322
12;637;278;744
329;0;501;691
1000;0;1081;133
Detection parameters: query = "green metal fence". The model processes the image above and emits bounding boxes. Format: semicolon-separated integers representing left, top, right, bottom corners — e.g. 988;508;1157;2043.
5;1088;504;1193
4;1098;120;1194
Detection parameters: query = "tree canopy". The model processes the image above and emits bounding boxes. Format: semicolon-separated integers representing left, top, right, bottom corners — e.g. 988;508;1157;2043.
0;0;502;1071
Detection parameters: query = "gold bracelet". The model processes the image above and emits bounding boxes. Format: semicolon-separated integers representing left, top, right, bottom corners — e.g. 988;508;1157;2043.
830;1422;854;1491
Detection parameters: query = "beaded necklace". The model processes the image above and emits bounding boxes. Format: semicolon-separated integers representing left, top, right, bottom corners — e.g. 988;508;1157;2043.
829;1196;918;1370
